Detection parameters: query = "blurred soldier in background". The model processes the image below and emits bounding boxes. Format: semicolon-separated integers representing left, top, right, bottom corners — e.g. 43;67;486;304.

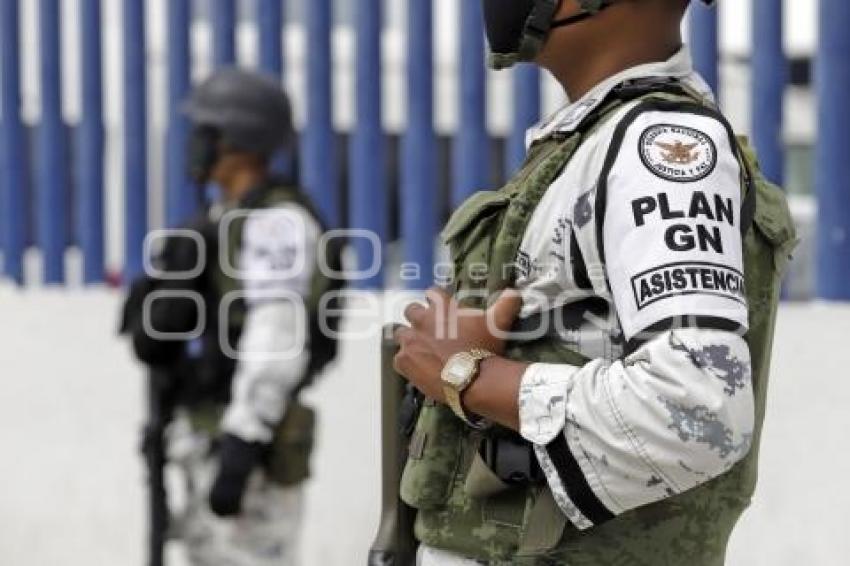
121;68;343;566
381;1;797;565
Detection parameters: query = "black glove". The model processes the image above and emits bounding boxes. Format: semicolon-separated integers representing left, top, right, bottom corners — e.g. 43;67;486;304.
209;434;266;517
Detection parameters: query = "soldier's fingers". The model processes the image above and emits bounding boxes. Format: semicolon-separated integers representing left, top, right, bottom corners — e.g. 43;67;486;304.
425;287;453;311
392;351;408;376
403;301;428;327
394;324;414;346
392;332;417;376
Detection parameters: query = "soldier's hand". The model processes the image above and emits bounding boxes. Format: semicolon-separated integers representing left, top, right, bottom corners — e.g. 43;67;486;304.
209;434;265;517
392;287;522;402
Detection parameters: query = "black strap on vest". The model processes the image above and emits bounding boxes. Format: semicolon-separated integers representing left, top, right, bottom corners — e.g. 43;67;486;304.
738;152;758;238
577;77;703;136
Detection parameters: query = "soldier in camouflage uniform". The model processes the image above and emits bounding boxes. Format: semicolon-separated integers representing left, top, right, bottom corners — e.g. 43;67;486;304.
391;1;796;565
125;68;330;566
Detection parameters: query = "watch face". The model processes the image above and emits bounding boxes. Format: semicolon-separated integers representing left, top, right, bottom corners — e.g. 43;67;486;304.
444;353;476;388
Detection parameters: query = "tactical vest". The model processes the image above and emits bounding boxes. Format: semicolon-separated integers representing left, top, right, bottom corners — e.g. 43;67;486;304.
219;183;346;389
191;183;336;486
399;84;797;565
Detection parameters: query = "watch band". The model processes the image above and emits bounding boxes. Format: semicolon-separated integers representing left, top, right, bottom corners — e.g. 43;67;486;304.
443;349;494;426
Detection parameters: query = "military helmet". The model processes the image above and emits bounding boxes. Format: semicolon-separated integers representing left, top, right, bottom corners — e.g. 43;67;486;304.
484;0;716;70
184;67;294;157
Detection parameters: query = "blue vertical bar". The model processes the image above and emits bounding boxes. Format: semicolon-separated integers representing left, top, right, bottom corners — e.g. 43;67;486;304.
123;0;147;281
506;64;541;177
751;0;785;185
212;0;236;68
816;0;850;300
453;0;488;206
350;0;384;288
302;0;338;227
401;0;436;289
78;0;105;283
0;0;26;284
37;0;67;283
166;0;193;227
688;1;719;95
258;0;283;77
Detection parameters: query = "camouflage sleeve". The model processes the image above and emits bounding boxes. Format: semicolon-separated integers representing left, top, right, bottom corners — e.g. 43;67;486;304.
516;108;755;530
220;204;319;444
220;301;310;443
519;328;754;530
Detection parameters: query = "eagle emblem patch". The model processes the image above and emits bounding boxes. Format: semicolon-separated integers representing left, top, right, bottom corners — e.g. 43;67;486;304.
639;124;718;183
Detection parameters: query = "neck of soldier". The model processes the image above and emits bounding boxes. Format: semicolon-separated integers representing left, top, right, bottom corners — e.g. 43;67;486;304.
221;167;267;204
542;36;681;101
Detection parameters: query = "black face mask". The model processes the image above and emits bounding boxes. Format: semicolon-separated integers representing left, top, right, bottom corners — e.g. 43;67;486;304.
187;125;221;185
482;0;608;64
482;0;537;55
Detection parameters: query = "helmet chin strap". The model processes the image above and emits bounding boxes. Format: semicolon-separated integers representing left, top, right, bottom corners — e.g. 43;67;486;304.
550;0;613;30
549;10;593;29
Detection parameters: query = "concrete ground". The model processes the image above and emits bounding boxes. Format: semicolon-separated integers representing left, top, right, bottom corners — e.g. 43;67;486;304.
0;288;847;565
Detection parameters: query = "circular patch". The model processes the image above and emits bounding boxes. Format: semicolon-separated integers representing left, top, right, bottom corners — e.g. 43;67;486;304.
639;123;717;183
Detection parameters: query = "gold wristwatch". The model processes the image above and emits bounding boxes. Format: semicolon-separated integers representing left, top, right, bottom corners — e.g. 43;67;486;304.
441;348;494;426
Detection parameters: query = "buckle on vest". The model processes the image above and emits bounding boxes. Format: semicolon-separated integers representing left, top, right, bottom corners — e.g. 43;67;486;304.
482;434;543;486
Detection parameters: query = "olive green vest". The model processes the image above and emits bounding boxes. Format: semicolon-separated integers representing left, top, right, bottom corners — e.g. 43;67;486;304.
191;184;328;486
399;88;797;564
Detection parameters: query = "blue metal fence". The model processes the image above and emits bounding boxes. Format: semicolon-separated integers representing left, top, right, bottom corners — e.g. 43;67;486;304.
454;0;489;209
77;0;105;283
212;0;237;68
507;64;541;177
303;0;338;232
122;0;148;281
689;2;719;95
350;0;385;288
258;0;284;77
166;0;193;229
37;0;67;283
401;0;436;289
752;0;786;186
0;1;847;298
0;0;27;284
816;0;850;300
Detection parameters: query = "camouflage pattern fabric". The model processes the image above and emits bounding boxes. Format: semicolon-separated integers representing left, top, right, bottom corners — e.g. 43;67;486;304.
402;91;796;564
168;415;304;566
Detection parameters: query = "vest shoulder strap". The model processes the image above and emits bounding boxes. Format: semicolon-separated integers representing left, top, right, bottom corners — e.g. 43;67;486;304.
488;78;714;294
